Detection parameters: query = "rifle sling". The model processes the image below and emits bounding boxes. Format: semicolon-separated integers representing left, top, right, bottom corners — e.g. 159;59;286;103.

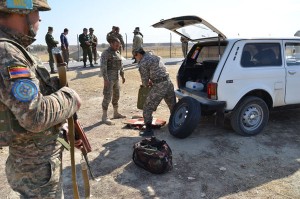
57;57;81;199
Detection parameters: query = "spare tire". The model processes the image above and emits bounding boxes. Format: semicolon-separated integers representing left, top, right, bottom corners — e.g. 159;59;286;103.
168;97;201;138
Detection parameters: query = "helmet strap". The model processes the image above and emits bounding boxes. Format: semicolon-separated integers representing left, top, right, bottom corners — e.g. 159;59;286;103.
26;14;36;37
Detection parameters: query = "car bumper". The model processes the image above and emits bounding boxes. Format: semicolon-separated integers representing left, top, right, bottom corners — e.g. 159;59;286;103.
175;89;226;111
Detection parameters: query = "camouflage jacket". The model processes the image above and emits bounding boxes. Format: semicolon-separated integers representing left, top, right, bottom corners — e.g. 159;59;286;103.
0;27;80;162
138;53;169;86
110;32;125;48
132;34;143;52
89;33;98;48
45;32;58;49
106;31;114;43
100;47;124;81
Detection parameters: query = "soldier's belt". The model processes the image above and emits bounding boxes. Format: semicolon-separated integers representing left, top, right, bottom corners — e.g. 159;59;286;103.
152;76;169;84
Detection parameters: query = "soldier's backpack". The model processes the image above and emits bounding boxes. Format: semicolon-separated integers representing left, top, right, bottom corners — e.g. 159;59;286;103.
132;136;173;174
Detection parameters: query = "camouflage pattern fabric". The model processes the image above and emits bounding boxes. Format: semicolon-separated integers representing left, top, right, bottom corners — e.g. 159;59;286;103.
180;36;189;58
138;53;176;124
110;32;125;52
0;27;80;198
106;31;114;43
89;34;98;62
0;0;51;14
132;136;173;174
100;47;124;110
132;34;143;55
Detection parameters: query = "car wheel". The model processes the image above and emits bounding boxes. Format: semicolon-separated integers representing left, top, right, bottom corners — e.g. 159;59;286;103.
230;96;269;136
168;97;201;138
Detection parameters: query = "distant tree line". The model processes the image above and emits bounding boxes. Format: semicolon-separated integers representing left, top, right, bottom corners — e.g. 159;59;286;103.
30;44;47;52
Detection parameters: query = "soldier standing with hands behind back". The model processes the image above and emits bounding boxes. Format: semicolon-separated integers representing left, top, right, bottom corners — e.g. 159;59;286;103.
100;37;126;125
0;0;82;198
45;26;58;73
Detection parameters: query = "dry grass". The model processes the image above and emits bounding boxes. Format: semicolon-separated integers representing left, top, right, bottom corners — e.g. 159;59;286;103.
35;45;185;62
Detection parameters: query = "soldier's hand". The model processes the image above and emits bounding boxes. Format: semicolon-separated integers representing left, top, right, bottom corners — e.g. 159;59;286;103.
75;139;83;150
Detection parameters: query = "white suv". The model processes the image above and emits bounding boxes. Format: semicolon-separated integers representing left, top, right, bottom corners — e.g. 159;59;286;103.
153;16;300;138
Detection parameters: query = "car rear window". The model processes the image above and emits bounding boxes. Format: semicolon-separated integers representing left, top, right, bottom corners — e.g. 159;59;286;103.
241;43;282;67
196;46;226;63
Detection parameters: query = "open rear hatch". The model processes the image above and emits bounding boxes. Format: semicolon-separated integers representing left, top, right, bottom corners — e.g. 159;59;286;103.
152;15;226;42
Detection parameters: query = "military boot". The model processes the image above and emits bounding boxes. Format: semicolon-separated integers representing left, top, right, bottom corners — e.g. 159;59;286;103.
113;108;126;119
139;123;154;137
102;110;114;125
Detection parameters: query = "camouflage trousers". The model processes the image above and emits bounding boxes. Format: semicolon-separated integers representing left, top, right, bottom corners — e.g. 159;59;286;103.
92;47;97;62
6;153;63;199
143;80;176;124
102;79;120;110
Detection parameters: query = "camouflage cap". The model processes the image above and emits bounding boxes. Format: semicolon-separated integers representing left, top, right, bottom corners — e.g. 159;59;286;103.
89;27;94;31
0;0;51;14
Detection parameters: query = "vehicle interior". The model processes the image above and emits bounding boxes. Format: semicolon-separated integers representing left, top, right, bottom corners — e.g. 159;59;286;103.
241;43;282;67
177;41;227;92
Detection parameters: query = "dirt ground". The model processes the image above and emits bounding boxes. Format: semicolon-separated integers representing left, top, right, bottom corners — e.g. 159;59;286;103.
1;64;300;199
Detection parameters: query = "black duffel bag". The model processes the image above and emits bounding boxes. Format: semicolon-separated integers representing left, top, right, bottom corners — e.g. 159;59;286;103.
132;136;173;174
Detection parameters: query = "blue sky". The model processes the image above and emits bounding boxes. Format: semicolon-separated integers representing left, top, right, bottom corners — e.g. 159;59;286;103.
35;0;300;45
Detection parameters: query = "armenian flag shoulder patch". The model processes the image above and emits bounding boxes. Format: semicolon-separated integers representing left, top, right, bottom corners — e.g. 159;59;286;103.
8;66;31;79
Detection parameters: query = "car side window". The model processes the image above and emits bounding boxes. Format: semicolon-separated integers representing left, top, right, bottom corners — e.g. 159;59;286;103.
241;43;282;67
285;43;300;66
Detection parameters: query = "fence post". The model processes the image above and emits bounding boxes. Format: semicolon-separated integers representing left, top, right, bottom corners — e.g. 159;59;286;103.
125;33;127;59
169;33;172;58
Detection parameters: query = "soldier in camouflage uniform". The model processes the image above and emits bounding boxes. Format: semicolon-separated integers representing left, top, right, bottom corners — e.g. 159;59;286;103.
134;47;176;136
132;28;143;63
100;38;126;125
45;26;59;74
114;27;125;55
106;26;116;44
89;27;98;64
0;0;82;198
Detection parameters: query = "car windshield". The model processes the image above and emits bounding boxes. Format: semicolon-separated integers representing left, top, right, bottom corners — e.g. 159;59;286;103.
175;23;219;41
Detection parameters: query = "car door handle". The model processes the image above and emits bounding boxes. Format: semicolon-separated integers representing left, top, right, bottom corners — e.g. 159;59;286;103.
288;70;296;75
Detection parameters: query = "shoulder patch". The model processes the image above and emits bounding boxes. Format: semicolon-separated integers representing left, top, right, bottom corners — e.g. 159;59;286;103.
11;79;38;102
8;66;31;79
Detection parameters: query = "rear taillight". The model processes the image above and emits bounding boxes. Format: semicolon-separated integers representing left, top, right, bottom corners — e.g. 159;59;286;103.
207;82;217;100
